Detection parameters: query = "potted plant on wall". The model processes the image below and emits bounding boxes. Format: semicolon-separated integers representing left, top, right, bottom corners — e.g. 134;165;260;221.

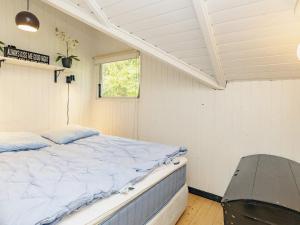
55;28;80;68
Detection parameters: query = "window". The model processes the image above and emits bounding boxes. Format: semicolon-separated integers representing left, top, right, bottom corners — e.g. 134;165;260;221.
99;55;140;98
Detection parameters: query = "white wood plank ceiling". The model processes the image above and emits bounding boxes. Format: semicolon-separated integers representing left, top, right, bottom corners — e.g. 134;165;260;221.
208;0;300;81
96;0;214;75
42;0;300;88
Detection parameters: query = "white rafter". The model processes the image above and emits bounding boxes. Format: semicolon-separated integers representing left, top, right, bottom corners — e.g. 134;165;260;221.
85;0;110;26
42;0;223;89
192;0;226;88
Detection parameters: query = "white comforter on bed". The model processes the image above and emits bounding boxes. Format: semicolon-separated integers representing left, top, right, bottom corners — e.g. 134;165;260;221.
0;135;186;225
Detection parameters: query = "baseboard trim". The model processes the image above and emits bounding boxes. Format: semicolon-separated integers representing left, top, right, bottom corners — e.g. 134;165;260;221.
188;187;222;203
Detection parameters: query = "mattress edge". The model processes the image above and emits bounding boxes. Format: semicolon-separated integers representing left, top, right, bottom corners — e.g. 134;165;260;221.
59;157;187;225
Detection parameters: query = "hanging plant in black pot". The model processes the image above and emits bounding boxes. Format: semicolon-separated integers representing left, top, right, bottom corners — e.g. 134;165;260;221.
55;28;80;68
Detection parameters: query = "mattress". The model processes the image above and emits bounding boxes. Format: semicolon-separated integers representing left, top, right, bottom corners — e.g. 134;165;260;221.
59;157;187;225
100;164;186;225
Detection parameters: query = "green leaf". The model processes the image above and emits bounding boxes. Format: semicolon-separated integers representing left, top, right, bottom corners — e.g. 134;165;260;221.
0;41;4;45
55;56;63;62
69;55;80;61
56;53;64;56
0;47;3;53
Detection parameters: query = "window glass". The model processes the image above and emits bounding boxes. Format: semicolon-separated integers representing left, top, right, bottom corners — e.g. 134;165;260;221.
101;58;140;98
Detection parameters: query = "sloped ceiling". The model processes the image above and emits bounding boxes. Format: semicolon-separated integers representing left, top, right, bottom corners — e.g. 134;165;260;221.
96;0;214;76
42;0;300;88
207;0;300;81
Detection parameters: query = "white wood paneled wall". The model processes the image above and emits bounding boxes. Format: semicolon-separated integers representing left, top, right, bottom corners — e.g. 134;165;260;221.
0;0;92;131
91;53;300;196
90;99;139;138
0;0;129;132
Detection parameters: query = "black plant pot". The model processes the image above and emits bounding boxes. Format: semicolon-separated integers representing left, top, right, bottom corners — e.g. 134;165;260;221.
62;57;72;68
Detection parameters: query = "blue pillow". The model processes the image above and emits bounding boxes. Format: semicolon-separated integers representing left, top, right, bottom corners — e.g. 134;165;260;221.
42;125;99;144
0;132;50;153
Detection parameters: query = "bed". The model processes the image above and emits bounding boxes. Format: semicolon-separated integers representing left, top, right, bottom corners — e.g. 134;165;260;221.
0;132;187;225
59;157;188;225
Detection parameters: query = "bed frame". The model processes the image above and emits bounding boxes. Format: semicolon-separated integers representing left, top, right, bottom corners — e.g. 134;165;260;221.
147;184;188;225
87;184;188;225
90;184;188;225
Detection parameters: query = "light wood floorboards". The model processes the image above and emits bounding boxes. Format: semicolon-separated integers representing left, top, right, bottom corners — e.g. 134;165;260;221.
176;194;224;225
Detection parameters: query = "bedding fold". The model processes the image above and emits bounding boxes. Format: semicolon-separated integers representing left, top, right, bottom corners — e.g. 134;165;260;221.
0;135;186;225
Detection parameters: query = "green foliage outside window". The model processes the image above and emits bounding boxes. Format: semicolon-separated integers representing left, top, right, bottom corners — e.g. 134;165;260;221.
101;58;140;97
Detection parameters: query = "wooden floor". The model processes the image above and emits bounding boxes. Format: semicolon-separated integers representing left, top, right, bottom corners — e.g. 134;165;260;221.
176;194;224;225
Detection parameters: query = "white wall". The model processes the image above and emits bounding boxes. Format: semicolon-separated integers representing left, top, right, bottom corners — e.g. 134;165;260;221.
91;98;139;138
0;0;129;132
91;53;300;196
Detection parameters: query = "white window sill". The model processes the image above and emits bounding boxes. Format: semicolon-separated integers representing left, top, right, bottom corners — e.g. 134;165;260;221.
95;97;139;102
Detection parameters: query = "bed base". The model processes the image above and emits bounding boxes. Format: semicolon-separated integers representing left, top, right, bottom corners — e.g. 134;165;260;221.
90;184;188;225
146;184;188;225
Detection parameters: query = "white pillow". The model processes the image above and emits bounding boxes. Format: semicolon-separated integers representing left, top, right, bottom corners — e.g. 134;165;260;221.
41;125;99;144
0;132;50;153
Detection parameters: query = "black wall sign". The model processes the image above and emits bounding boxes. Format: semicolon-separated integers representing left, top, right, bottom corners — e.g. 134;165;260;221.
4;46;50;64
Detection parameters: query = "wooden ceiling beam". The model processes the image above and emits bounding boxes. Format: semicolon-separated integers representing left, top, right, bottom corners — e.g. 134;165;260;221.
85;0;110;26
192;0;226;88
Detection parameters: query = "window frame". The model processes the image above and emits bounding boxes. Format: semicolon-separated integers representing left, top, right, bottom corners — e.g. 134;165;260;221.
96;51;141;99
